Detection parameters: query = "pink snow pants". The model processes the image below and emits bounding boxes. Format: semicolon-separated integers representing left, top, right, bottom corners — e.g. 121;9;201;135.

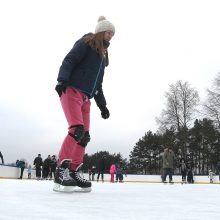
110;173;115;183
58;87;90;171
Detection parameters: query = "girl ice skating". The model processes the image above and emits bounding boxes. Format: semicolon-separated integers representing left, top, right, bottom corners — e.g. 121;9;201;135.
54;16;115;192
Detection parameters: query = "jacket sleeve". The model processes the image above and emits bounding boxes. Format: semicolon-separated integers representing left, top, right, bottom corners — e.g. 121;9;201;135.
57;39;88;82
94;85;107;108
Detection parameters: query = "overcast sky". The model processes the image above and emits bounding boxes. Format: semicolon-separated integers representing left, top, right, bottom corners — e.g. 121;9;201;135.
1;0;220;164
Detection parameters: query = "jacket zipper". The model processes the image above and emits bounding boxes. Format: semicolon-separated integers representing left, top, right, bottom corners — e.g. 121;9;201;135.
90;58;104;96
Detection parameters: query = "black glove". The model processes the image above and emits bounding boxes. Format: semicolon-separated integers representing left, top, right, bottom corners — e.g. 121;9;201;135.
55;82;67;97
99;105;110;119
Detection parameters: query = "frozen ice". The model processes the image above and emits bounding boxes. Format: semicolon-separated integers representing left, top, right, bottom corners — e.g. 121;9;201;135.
0;179;220;220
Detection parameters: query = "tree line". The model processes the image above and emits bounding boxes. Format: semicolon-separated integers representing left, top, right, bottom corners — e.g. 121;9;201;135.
84;73;220;175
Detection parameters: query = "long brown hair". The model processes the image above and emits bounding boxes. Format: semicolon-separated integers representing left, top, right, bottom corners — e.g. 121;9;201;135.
83;32;109;66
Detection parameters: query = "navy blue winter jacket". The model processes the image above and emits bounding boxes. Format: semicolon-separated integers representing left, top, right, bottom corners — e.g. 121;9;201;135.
57;34;107;107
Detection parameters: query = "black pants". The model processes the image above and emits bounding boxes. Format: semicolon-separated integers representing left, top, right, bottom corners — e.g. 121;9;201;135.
97;171;104;181
20;167;25;179
163;168;173;182
43;167;50;178
181;171;187;181
36;167;42;178
116;173;123;182
50;168;56;179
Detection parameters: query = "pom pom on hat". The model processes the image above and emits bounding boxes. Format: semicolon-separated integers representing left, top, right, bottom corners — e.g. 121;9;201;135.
95;16;115;34
98;16;106;22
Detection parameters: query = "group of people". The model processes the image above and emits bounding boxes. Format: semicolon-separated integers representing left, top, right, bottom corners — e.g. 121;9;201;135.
33;154;57;180
88;157;125;183
161;147;194;184
15;154;57;180
14;148;219;184
110;164;124;183
161;146;220;184
88;156;107;182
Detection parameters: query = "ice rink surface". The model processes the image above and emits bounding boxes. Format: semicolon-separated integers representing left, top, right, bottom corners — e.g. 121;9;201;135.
0;179;220;220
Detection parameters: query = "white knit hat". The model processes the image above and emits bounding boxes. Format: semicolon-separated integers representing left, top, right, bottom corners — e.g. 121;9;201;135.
95;16;115;34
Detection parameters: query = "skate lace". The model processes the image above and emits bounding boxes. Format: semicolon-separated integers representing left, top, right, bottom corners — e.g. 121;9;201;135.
75;170;87;183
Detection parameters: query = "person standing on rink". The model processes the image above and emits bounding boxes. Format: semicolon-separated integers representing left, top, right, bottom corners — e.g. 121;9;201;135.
178;158;188;184
42;155;52;180
217;161;220;182
33;154;43;180
54;16;115;192
208;169;215;183
17;159;25;179
97;156;106;182
0;151;4;164
49;155;57;180
187;166;194;183
27;165;32;179
110;163;116;183
162;146;175;183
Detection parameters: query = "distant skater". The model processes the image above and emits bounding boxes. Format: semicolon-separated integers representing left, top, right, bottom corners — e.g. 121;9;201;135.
217;161;220;182
178;158;188;184
162;146;175;183
17;159;25;179
208;170;215;183
50;155;57;180
34;154;43;180
91;166;96;181
42;155;52;180
0;151;4;164
27;165;32;179
97;156;106;182
187;166;194;184
116;166;124;183
110;163;116;183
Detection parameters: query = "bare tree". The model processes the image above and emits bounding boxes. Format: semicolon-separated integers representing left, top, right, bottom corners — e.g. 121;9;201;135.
156;80;200;132
156;80;200;157
203;73;220;128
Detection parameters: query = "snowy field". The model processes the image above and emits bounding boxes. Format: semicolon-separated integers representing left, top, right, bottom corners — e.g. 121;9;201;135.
0;179;220;220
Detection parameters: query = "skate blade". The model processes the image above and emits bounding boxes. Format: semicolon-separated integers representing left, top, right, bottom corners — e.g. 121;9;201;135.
53;183;76;193
74;187;92;193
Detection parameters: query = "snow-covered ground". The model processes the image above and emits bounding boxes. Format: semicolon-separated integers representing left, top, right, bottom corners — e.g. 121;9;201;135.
0;179;220;220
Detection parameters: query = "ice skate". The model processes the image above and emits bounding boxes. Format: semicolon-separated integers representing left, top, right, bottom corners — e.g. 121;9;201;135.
69;163;92;192
53;160;76;193
181;178;186;184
